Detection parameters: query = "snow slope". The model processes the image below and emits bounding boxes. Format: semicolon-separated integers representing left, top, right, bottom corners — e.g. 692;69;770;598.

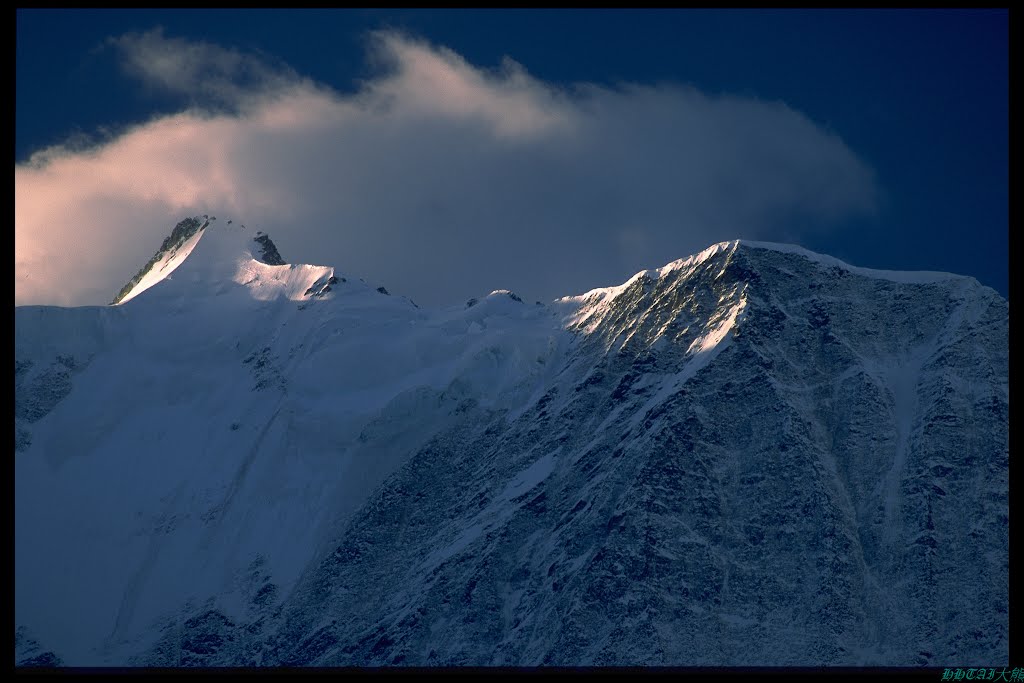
114;218;208;305
14;225;1008;666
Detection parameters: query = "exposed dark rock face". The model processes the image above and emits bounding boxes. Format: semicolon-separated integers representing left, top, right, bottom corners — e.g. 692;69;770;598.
253;246;1006;666
304;274;339;298
253;233;285;266
15;627;63;667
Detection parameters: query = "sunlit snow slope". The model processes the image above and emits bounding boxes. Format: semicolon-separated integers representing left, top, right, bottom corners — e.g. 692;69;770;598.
15;222;1008;667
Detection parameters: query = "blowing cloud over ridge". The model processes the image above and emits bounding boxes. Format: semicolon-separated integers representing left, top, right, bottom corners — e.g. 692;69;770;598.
15;28;878;307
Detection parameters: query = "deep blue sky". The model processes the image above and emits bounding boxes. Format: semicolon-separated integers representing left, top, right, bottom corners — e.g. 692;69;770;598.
16;9;1009;302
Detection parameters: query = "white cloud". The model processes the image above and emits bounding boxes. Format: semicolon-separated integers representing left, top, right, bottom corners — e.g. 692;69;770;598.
15;30;877;307
108;27;304;109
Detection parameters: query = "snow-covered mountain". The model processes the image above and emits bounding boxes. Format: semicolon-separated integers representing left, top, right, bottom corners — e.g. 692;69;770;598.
15;219;1008;667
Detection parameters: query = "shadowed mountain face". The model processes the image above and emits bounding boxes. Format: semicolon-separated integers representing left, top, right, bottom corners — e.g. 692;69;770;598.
14;226;1008;667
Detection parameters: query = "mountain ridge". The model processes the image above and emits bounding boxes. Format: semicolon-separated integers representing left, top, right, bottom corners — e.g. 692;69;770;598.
108;215;983;311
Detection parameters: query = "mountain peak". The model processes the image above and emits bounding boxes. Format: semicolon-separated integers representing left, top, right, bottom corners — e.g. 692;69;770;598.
562;239;971;320
111;217;209;304
110;217;343;306
252;231;285;267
